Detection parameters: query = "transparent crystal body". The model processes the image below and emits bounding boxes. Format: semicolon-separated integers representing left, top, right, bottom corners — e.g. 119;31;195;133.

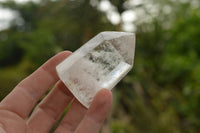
56;31;135;108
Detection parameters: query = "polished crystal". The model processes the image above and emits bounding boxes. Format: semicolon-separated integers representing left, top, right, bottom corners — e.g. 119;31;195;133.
56;31;135;108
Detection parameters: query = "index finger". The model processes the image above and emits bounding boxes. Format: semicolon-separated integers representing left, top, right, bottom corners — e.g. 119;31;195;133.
0;51;72;119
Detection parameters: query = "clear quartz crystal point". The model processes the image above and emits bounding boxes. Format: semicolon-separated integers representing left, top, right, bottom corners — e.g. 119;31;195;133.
56;31;135;108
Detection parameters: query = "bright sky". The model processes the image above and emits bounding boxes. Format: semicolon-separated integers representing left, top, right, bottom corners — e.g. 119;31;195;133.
0;0;40;3
0;0;40;30
0;0;198;32
0;8;17;30
0;0;142;31
98;0;139;31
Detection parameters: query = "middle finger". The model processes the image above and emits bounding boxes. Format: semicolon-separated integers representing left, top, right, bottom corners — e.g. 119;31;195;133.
27;81;73;133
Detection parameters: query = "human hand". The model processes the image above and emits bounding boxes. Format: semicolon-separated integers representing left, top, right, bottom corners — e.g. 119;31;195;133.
0;51;112;133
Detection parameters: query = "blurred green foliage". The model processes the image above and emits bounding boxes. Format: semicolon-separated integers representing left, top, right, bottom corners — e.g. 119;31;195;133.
0;0;200;132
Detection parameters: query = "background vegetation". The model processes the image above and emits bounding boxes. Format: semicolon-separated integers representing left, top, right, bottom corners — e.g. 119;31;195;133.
0;0;200;132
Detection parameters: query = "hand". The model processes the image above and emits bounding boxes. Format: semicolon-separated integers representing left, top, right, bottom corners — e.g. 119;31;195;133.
0;51;112;133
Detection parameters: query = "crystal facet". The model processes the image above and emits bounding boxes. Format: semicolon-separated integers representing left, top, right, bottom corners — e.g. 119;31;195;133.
56;31;135;108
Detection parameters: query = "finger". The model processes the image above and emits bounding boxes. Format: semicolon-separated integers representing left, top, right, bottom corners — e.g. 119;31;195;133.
75;89;112;133
0;127;6;133
54;99;87;133
0;51;72;119
27;81;74;133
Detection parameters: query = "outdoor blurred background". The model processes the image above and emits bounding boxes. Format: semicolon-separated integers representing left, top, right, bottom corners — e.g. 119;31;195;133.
0;0;200;132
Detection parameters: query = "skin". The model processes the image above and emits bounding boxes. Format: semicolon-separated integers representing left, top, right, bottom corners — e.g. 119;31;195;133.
0;51;112;133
